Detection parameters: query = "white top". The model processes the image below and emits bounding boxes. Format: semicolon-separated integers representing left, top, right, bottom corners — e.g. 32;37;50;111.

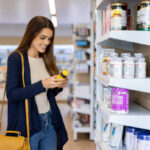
28;56;50;114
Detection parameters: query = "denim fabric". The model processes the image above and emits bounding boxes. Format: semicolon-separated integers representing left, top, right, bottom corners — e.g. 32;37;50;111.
30;111;57;150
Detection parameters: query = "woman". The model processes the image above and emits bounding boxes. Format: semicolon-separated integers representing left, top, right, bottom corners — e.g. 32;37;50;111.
6;16;68;150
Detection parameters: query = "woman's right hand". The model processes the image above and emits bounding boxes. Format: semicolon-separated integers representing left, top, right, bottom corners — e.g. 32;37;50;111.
42;75;64;89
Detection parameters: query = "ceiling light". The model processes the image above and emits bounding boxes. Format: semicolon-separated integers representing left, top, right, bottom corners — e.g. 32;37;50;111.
51;15;58;27
48;0;56;15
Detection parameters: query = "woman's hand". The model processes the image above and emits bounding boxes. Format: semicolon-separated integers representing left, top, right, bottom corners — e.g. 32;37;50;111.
42;75;65;89
58;78;68;88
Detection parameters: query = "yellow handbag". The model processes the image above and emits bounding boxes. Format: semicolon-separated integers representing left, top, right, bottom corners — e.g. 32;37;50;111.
0;51;31;150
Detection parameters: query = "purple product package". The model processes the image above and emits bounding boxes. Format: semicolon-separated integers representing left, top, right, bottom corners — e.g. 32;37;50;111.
111;88;129;113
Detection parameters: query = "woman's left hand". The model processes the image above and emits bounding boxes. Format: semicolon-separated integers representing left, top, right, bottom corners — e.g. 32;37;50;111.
59;78;68;88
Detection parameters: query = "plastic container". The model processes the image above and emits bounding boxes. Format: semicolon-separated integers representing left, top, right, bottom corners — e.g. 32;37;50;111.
134;129;145;150
137;3;141;30
140;1;150;31
121;53;131;60
103;88;112;107
137;132;150;150
135;57;146;78
110;57;123;78
102;57;108;75
111;88;129;114
109;123;124;147
126;127;136;150
134;53;144;59
57;70;69;80
111;2;128;30
107;52;118;75
123;57;135;78
102;123;111;142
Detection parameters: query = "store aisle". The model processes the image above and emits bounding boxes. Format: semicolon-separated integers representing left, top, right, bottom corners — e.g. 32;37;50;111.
0;103;95;150
58;103;95;150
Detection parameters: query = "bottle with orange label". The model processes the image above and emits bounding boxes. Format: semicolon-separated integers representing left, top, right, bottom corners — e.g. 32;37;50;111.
102;57;108;75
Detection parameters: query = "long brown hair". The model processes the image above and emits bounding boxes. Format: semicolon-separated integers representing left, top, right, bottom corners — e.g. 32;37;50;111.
16;16;59;75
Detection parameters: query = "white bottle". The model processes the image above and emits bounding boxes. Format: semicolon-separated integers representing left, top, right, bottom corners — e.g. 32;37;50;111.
123;57;135;78
107;52;118;75
135;57;146;78
110;57;123;78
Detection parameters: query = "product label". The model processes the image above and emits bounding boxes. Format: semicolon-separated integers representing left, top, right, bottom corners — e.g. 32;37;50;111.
135;63;146;78
123;63;135;78
111;8;127;30
110;63;122;77
140;7;150;26
112;95;123;105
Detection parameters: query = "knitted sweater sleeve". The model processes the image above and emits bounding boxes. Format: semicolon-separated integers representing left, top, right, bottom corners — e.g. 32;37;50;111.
6;53;46;102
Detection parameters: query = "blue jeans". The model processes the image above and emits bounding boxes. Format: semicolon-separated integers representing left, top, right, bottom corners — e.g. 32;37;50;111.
30;111;57;150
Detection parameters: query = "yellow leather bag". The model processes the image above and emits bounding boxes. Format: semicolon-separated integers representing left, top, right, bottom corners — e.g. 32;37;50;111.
0;51;30;150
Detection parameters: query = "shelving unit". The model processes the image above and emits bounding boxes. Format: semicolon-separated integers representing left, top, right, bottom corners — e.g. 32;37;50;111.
98;102;150;130
95;75;150;93
73;103;91;115
95;0;150;150
72;23;95;140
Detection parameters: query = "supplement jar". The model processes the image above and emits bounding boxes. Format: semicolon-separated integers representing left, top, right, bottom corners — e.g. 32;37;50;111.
110;57;123;78
135;57;146;78
137;133;150;150
140;1;150;31
126;127;136;150
123;57;135;78
111;2;127;30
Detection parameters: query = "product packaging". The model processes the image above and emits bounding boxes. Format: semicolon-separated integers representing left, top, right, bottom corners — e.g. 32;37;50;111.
102;122;111;142
109;124;124;147
111;88;129;114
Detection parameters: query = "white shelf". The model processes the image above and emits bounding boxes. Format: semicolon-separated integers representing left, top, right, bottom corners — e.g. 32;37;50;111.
98;102;150;130
74;126;91;132
95;133;126;150
73;103;91;115
74;95;90;100
96;31;150;47
95;74;150;93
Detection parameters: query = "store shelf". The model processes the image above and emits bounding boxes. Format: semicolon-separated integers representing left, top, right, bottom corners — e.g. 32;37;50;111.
74;94;90;100
97;31;150;47
74;126;91;132
73;103;91;115
98;102;150;130
95;133;126;150
95;74;150;93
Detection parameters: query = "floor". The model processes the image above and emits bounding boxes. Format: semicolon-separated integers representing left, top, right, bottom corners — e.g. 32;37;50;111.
0;103;96;150
58;103;96;150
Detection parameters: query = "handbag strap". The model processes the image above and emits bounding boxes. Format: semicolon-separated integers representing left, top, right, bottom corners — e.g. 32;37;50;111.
0;84;6;131
17;51;30;140
0;51;30;141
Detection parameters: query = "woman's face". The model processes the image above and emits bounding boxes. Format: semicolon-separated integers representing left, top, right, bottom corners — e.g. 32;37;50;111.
31;27;53;54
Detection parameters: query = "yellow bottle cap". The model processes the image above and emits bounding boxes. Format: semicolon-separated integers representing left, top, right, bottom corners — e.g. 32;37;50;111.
104;57;108;60
62;70;69;77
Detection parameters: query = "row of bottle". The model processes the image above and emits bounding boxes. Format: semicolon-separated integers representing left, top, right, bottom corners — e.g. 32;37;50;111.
75;63;89;73
103;87;129;114
102;122;150;150
102;0;150;35
101;52;146;78
126;127;150;150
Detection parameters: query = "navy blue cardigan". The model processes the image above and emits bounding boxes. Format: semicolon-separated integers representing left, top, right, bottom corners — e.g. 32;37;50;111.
6;51;68;150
